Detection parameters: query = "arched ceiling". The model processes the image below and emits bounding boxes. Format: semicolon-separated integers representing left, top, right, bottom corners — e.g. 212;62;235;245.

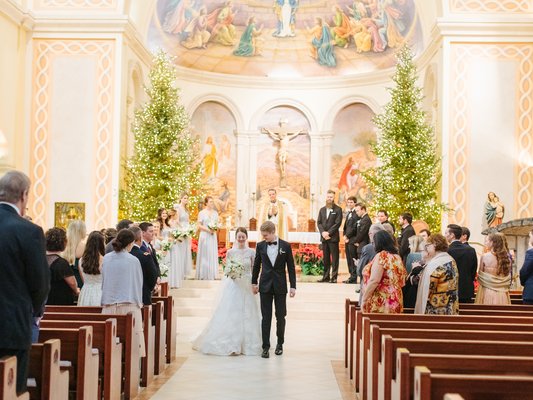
134;0;442;78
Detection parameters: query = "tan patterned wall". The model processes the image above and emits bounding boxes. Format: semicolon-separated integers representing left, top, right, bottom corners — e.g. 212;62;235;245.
29;40;115;229
448;43;533;225
449;0;533;13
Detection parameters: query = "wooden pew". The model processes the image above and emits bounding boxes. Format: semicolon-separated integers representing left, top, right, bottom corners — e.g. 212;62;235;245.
43;312;139;400
152;296;177;363
380;337;533;400
394;349;533;400
345;298;358;369
414;366;533;400
40;320;122;400
38;326;99;400
363;319;533;400
141;306;155;387
158;282;169;297
152;301;167;375
28;339;69;400
0;356;29;400
443;395;464;400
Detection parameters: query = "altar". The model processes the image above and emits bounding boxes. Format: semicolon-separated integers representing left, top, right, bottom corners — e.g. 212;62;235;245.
228;230;321;245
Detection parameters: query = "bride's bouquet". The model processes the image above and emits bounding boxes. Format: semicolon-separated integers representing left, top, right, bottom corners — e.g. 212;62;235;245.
224;258;245;280
207;221;220;232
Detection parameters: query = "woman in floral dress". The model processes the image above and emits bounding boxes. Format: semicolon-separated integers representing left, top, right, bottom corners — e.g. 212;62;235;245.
361;230;406;313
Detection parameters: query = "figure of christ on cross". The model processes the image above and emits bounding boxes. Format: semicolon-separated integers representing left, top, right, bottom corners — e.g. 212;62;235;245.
261;118;307;186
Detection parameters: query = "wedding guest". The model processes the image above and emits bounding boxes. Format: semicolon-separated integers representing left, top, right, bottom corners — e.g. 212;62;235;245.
342;196;358;284
520;229;533;305
46;227;79;305
356;223;385;295
62;220;87;288
317;190;343;283
156;208;172;240
377;209;395;233
0;170;49;394
475;232;511;305
196;196;219;280
105;219;134;253
130;226;158;306
101;229;145;357
419;229;431;241
103;227;117;245
194;227;261;355
175;194;194;278
139;222;160;276
415;234;459;314
360;230;406;313
398;212;415;265
446;224;478;303
78;231;105;306
403;250;428;309
405;234;425;273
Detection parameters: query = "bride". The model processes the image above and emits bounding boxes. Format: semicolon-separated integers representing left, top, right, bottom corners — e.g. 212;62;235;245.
193;227;261;356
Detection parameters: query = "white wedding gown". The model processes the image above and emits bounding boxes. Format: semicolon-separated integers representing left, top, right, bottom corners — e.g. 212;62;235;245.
193;247;262;356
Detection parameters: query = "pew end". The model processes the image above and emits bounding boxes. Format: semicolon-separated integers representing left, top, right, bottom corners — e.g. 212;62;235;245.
0;356;29;400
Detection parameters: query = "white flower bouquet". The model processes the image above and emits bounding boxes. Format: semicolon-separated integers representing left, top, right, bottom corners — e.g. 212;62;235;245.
207;221;220;232
185;223;197;238
171;229;184;242
224;258;245;280
160;239;173;252
159;262;169;278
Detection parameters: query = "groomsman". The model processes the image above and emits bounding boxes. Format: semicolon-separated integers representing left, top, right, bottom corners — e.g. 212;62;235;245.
377;209;395;233
342;196;359;284
317;190;343;283
353;203;371;283
398;212;415;265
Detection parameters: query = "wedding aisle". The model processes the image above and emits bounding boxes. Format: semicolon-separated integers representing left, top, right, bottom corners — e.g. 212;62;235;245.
147;280;357;400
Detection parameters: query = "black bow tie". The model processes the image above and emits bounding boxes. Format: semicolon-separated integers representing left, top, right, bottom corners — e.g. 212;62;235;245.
267;241;278;246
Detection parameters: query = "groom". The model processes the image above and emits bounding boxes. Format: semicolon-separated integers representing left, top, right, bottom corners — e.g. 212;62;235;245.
252;221;296;358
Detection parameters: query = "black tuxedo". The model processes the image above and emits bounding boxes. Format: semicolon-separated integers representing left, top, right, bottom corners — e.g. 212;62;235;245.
0;203;49;393
399;224;415;265
317;204;343;282
342;209;359;280
140;241;160;277
447;240;478;302
130;245;159;305
252;239;296;350
353;213;371;257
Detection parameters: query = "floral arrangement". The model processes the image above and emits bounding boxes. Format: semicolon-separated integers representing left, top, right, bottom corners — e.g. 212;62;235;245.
224;258;245;279
191;238;198;263
208;221;220;231
156;252;169;278
294;245;324;276
218;247;228;265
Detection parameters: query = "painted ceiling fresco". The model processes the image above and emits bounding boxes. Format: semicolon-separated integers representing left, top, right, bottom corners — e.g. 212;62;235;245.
148;0;423;78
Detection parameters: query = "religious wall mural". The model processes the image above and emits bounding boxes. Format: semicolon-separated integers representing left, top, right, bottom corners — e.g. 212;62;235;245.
148;0;423;77
256;106;310;231
190;101;237;226
331;103;376;206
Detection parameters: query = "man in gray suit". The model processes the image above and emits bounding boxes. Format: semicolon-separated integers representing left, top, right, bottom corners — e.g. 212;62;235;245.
0;171;49;394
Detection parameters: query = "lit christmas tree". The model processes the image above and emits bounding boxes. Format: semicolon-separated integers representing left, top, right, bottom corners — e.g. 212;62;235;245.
120;50;203;221
363;45;446;231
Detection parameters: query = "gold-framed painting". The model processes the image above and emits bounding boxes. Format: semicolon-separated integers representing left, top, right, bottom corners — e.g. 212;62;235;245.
54;202;85;230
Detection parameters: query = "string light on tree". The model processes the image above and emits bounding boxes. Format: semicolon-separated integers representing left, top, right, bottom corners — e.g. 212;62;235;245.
119;50;203;221
363;45;447;232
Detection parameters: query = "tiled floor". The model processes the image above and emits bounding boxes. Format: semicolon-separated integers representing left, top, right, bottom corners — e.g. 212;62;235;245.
146;278;358;400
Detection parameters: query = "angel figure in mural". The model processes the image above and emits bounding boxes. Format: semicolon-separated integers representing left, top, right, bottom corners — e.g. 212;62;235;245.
162;0;196;38
202;136;218;181
272;0;298;38
233;16;264;57
207;1;237;46
306;17;336;67
181;6;211;49
484;192;505;228
261;118;307;186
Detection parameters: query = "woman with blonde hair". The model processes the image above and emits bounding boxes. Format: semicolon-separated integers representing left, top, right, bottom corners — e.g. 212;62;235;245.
62;219;87;288
405;234;425;274
475;232;511;305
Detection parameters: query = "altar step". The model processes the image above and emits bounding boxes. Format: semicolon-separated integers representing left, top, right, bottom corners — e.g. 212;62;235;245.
170;279;359;320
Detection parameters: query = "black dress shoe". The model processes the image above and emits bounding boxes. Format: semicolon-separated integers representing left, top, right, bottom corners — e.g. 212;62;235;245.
343;278;356;284
275;344;283;355
317;278;330;283
261;349;269;358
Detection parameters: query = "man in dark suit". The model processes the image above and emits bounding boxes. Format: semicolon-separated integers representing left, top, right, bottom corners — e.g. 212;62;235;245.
0;170;49;394
398;212;415;265
316;190;343;283
342;196;359;284
129;226;159;306
353;203;371;284
377;209;395;233
139;222;160;277
252;221;296;359
446;224;478;303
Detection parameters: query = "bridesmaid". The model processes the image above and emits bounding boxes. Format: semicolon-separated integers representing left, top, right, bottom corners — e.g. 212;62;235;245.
175;193;194;278
156;208;172;240
168;205;183;289
196;196;219;280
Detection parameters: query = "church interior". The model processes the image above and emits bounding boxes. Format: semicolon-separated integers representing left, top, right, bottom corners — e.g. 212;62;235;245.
1;0;533;399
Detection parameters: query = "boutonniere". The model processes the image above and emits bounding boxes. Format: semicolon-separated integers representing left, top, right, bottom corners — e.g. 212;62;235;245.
357;220;361;225
279;249;286;255
331;212;336;215
143;252;150;256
